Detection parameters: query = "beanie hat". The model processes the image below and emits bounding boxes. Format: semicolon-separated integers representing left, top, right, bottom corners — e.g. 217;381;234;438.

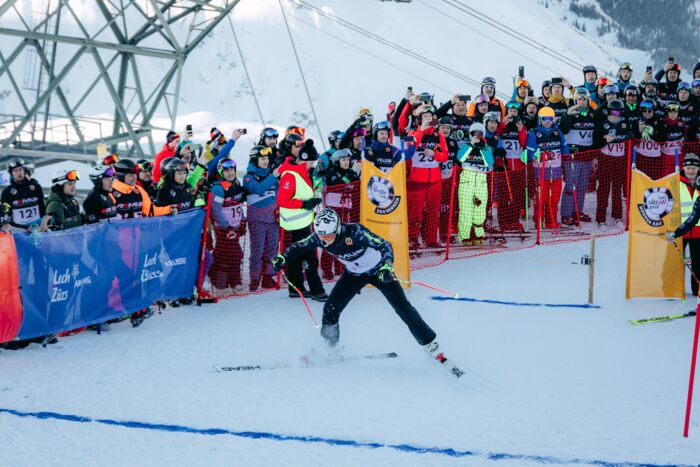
297;139;319;161
210;127;223;142
166;130;179;143
684;152;700;167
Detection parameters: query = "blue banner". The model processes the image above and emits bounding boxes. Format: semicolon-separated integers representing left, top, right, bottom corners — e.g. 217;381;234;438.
14;210;204;339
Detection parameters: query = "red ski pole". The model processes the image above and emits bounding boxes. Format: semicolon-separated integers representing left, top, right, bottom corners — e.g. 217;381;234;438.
281;272;320;328
399;279;458;298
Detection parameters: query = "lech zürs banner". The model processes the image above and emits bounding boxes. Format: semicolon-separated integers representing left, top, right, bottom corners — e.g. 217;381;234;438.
626;169;685;299
360;159;410;285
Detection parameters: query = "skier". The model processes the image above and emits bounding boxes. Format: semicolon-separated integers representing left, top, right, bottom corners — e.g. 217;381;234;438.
83;165;117;224
271;208;463;377
46;169;85;230
1;158;49;231
365;121;403;172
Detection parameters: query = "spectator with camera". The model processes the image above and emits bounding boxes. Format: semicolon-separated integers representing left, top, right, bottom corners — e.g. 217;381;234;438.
655;59;683;104
153;130;180;183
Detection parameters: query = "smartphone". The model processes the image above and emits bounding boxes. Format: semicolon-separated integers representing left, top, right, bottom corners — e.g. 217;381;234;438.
518;66;525;77
241;128;247;135
186;124;193;131
669;57;674;63
407;86;413;92
458;95;471;102
646;65;652;73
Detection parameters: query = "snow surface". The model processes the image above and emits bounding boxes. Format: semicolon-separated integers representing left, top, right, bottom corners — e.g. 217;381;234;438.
2;234;700;466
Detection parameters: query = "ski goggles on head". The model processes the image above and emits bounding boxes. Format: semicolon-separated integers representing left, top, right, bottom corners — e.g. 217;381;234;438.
505;101;522;109
640;100;655;110
475;94;490;104
374;121;391;131
102;153;119;165
596;77;610;87
666;103;680;112
219;160;237;171
516;79;530;89
260;146;273;157
287;127;306;139
482;77;496;86
358;107;373;119
678;82;692;91
693;79;700;88
263;127;279;138
140;161;154;172
353;128;366;137
539;116;555;123
8;158;26;169
619;62;633;71
54;170;80;183
609;110;622;117
103;167;116;178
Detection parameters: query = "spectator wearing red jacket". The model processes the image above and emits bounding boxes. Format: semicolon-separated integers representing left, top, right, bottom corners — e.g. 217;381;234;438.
406;105;448;249
152;130;180;183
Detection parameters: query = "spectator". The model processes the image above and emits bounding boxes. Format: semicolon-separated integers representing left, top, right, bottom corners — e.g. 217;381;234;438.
547;77;571;122
406;106;448;249
641;77;660;105
470;94;491;124
156;157;203;212
321;148;360;280
209;156;247;295
317;130;344;179
594;84;620;124
511;79;532;106
83;165;117;224
593;77;610;106
635;99;663;180
435;94;472;144
276;132;305;169
655;60;682;104
468;77;504;117
206;128;245;181
526;106;569;229
559;87;596;225
135;159;157;199
1;158;48;231
436;116;460;243
365;121;403;173
593;99;633;230
113;159;175;219
341;107;374;149
276;139;327;301
456;122;493;244
678;82;696;126
522;97;540;130
622;84;643;132
538;80;551;107
46;169;84;230
657;101;686;176
691;79;700;111
679;152;700;296
242;145;280;292
153;130;180;183
498;101;528;230
615;63;633;93
582;65;598;94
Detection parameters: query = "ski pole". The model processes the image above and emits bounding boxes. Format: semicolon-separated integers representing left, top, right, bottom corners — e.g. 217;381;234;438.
398;279;459;298
669;238;700;288
281;272;320;328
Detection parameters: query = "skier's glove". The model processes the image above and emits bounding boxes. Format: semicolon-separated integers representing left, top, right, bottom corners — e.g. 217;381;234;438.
641;125;654;141
665;230;677;243
377;262;395;284
272;255;286;272
301;198;322;210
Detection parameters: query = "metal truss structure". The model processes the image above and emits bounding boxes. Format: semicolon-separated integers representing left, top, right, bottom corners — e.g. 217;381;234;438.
0;0;239;167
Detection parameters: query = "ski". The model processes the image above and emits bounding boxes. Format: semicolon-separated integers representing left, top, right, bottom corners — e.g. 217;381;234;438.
629;310;696;325
214;351;398;373
430;352;465;379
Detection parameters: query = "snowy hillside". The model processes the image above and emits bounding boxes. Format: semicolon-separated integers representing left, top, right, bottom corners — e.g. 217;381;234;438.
1;0;651;168
1;234;699;466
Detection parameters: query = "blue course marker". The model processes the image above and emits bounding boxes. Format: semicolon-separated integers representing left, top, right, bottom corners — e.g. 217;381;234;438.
0;407;687;466
431;296;600;309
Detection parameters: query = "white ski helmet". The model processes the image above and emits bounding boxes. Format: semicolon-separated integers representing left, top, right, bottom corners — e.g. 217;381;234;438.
469;122;486;135
314;208;341;237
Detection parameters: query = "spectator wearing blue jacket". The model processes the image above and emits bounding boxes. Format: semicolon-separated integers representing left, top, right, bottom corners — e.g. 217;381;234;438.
242;145;280;291
206;128;246;183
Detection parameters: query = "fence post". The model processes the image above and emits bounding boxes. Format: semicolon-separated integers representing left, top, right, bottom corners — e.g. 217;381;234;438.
196;192;214;304
625;140;633;231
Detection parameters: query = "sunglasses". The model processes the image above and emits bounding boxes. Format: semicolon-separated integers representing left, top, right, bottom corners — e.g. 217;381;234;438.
641;108;654;113
102;154;119;165
625;93;638;97
8;158;26;169
263;128;279;138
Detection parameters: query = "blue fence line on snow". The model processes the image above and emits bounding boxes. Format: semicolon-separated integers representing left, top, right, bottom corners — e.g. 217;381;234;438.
431;296;601;308
0;407;687;467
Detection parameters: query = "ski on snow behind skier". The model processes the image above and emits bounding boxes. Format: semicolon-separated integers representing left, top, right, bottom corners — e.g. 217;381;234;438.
629;310;696;325
213;352;398;373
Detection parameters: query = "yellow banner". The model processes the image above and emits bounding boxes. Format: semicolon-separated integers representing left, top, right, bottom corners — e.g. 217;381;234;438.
360;159;410;286
626;169;685;299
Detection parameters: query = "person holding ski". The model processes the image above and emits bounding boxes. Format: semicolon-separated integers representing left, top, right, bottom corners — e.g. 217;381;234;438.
271;208;463;377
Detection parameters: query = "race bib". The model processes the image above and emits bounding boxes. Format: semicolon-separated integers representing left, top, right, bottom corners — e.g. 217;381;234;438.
502;139;522;159
223;204;244;227
12;205;40;225
635;140;661;157
412;151;439;169
602;142;625;157
661;140;682;157
439;160;454;179
565;129;593;146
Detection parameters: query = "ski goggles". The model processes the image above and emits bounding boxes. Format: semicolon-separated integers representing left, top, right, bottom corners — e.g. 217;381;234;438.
140;161;154;172
640;100;655;110
666;103;680;112
353;128;366;137
619;62;633;71
260;146;273;157
358;107;373;120
609;110;622;117
539;116;555;123
219;160;237;171
102;167;116;178
475;94;490;104
596;77;610;87
286;127;306;139
53;170;80;184
374;121;391;131
482;77;496;86
102;153;119;165
515;79;530;89
8;158;26;169
291;138;305;147
678;82;692;91
693;79;700;88
262;127;279;138
506;101;522;109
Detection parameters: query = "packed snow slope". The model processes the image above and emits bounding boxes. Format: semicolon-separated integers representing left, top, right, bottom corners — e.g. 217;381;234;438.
1;234;699;466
